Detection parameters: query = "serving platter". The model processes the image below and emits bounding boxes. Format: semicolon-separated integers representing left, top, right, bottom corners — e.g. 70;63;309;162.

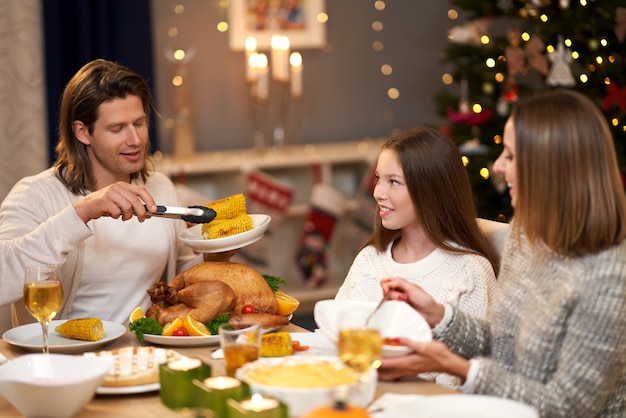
97;382;160;395
179;214;271;253
2;320;126;354
141;333;220;347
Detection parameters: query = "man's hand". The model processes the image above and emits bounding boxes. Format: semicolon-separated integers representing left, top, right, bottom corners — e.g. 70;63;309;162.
73;182;157;223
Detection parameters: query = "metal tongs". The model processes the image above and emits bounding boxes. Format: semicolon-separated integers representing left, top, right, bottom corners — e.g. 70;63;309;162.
143;205;217;224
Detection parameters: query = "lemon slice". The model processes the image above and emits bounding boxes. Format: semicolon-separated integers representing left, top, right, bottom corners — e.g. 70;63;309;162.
129;306;145;323
183;315;211;336
275;290;300;316
162;317;183;336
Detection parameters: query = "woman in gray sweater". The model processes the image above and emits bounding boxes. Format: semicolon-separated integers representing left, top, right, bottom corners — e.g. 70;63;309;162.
378;89;626;417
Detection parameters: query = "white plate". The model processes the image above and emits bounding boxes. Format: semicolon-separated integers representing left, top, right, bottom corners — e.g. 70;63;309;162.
97;382;160;395
211;331;336;359
2;320;126;354
378;394;539;418
288;332;336;356
142;333;220;347
179;214;271;253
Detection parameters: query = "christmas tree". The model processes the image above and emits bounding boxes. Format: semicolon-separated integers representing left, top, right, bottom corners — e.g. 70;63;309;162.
436;0;626;221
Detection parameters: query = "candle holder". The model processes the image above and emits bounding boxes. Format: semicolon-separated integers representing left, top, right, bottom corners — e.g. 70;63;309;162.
159;357;212;410
245;36;303;150
193;376;251;418
226;394;289;418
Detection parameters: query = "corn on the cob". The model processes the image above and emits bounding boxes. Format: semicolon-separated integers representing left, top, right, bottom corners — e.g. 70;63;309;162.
55;318;105;341
205;193;247;221
260;332;293;357
202;213;253;239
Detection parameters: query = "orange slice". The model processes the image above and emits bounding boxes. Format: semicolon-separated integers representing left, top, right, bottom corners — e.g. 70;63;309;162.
129;306;145;323
162;317;183;336
183;315;211;336
275;290;300;316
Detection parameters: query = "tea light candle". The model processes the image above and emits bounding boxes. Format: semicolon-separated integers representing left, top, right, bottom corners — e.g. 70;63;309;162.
227;394;288;418
159;358;212;410
193;376;250;418
168;357;202;371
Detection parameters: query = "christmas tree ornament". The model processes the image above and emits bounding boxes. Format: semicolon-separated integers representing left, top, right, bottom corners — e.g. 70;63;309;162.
615;7;626;43
497;0;514;12
525;37;549;75
295;181;345;288
546;37;576;87
447;18;491;45
505;30;525;77
236;171;294;271
603;81;626;112
502;78;519;103
496;98;510;117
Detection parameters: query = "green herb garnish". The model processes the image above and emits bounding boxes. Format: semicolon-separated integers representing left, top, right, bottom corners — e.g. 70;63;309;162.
206;314;231;335
262;274;287;293
129;317;163;341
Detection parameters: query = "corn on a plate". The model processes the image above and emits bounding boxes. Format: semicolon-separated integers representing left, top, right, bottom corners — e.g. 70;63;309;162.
179;214;271;253
2;320;126;353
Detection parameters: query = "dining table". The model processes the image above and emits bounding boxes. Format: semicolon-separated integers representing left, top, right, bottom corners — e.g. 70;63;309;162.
0;322;457;417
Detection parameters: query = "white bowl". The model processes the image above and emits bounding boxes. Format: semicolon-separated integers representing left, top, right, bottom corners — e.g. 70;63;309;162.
314;299;432;357
236;355;376;417
0;353;113;418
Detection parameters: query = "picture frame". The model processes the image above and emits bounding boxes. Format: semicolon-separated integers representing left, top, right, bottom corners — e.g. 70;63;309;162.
229;0;326;51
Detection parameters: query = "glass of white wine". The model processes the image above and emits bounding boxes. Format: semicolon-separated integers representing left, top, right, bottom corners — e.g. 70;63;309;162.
337;308;383;384
23;265;64;354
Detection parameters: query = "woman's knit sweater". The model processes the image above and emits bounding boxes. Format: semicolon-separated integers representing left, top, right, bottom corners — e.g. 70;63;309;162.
439;228;626;417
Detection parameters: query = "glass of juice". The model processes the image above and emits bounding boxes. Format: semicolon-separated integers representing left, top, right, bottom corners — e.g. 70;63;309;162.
23;265;64;354
219;324;261;377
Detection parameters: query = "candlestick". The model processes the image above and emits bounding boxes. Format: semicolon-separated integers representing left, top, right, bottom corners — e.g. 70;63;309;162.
193;376;251;418
271;35;290;82
245;36;257;82
159;358;212;410
256;54;269;101
289;52;303;98
227;394;289;418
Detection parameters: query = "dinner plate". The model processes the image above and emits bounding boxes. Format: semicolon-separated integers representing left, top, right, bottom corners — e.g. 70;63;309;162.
289;332;336;356
377;394;539;418
142;333;220;347
2;320;126;354
179;214;271;253
97;382;160;395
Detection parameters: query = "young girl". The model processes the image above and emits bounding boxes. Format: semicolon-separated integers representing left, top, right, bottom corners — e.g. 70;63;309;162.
335;127;500;386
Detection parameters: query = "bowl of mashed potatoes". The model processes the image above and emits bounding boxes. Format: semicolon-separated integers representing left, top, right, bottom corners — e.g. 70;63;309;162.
236;355;376;417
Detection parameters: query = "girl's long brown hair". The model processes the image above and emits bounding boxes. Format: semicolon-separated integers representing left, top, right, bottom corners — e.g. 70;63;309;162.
363;127;500;273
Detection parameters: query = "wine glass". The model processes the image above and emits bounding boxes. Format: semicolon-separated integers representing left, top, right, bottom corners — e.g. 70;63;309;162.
23;265;64;354
337;308;383;384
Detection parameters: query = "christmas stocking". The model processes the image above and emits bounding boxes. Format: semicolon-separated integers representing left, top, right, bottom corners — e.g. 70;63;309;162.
236;170;294;273
295;182;345;288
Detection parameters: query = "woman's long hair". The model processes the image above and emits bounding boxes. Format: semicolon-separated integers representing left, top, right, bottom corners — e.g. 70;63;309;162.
511;89;626;256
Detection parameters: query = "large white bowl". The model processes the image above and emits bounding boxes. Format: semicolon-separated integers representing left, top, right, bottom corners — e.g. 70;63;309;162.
236;355;376;417
0;353;113;418
314;299;432;357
